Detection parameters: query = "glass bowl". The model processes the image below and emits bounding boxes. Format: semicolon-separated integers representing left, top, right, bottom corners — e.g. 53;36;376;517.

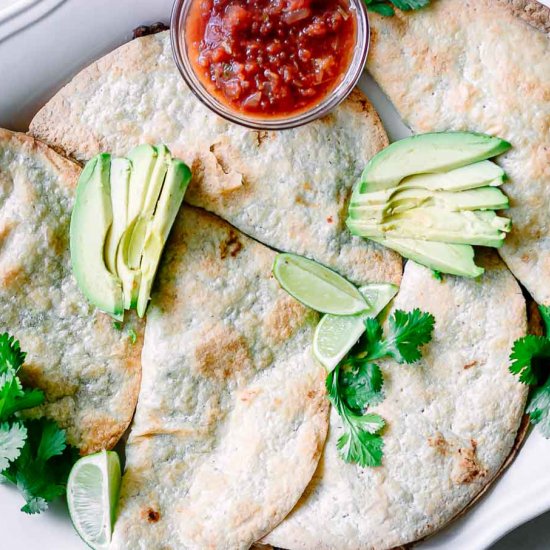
170;0;370;130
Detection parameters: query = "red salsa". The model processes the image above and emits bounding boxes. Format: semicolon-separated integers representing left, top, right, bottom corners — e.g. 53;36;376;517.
185;0;357;117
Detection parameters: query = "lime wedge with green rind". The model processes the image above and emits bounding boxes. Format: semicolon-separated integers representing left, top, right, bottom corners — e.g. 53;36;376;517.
67;450;121;550
273;253;369;315
313;283;399;372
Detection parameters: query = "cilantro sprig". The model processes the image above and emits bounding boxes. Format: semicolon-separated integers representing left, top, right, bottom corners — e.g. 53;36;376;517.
0;333;77;514
364;0;431;16
327;309;434;466
509;305;550;437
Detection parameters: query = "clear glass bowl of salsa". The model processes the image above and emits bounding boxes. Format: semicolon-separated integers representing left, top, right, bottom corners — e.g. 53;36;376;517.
171;0;370;130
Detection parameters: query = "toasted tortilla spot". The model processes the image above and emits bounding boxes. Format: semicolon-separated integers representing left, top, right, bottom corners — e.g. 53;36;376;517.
20;362;79;400
253;130;269;146
219;228;243;259
239;387;262;403
0;265;27;289
194;324;252;381
0;220;13;243
463;360;478;370
319;112;336;125
452;444;488;484
47;226;69;257
143;509;161;523
500;0;550;32
262;295;311;346
428;433;450;456
78;415;125;455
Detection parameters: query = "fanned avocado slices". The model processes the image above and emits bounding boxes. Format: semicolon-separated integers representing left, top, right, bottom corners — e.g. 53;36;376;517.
349;131;512;277
71;145;191;319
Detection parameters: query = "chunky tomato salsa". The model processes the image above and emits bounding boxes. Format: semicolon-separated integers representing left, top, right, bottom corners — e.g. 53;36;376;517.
185;0;357;117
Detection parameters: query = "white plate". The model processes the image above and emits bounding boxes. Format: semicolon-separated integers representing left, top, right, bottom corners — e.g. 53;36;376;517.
0;1;549;548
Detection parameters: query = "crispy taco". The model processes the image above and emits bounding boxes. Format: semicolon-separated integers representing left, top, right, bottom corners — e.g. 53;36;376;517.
0;128;141;454
29;31;402;288
263;252;528;549
366;0;550;305
110;206;328;549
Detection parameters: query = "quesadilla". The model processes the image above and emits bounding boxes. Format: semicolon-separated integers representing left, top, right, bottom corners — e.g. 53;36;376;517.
29;31;402;288
263;251;527;549
0;129;141;453
110;206;328;549
366;0;550;305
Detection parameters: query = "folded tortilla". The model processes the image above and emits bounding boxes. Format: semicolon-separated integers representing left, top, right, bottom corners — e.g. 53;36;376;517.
366;0;550;305
0;129;141;453
29;31;402;288
263;251;527;549
110;206;328;549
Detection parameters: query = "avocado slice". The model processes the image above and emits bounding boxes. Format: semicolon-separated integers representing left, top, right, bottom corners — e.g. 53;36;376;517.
349;187;509;222
347;207;510;247
353;161;505;201
70;154;124;318
127;145;171;269
127;144;158;218
397;160;505;192
136;159;191;317
116;219;142;310
360;132;511;192
369;237;484;278
104;158;131;275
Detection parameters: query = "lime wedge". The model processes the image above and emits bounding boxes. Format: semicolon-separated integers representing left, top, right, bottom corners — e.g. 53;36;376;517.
67;450;121;550
313;283;399;372
273;253;369;315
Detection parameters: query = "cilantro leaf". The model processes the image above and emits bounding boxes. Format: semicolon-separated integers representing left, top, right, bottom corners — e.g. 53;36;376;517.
326;308;434;467
526;377;550;438
337;428;384;467
0;333;25;374
0;334;44;421
3;419;77;514
0;369;44;421
37;420;67;462
385;309;435;363
0;334;78;514
367;2;395;15
20;495;49;515
360;317;387;361
340;359;384;412
539;305;550;336
355;412;386;433
0;422;27;471
390;0;430;10
326;366;386;467
509;335;550;385
358;310;434;364
364;0;430;16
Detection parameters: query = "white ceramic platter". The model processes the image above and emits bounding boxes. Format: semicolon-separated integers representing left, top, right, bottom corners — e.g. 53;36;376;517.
0;1;549;548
